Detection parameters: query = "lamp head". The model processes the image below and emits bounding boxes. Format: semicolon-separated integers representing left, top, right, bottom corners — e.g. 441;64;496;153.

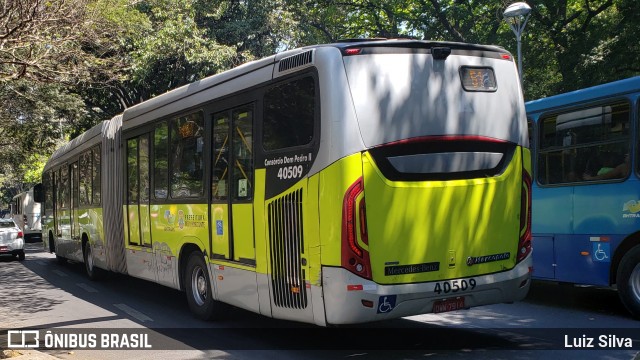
503;2;532;18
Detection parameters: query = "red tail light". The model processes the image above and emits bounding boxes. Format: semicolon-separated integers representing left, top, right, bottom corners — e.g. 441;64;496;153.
344;48;362;56
518;170;532;262
18;231;23;239
341;177;372;279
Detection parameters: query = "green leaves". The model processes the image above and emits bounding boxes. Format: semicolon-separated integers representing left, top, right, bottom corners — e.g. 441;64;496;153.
0;0;638;204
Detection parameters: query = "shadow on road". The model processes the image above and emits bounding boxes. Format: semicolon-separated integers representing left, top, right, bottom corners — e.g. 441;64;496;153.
525;280;629;318
3;244;638;360
0;245;65;316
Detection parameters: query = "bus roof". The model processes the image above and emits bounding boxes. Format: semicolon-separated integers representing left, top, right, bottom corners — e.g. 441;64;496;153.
525;76;640;115
122;39;511;128
321;38;507;53
45;120;109;171
121;55;276;125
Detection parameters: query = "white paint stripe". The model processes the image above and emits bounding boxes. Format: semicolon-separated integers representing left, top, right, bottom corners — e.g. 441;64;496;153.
76;283;98;293
363;284;377;291
52;270;67;277
114;303;153;322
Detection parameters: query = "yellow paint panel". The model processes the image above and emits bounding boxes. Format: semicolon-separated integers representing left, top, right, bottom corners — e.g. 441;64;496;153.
140;204;152;246
211;204;230;258
305;174;321;285
253;169;268;274
127;205;141;246
362;148;524;283
232;203;255;263
317;154;364;267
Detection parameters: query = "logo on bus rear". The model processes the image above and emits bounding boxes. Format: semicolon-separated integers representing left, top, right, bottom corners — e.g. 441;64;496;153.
384;262;440;276
466;252;510;266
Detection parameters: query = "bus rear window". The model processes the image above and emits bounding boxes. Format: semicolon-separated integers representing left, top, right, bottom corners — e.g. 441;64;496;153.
460;67;497;92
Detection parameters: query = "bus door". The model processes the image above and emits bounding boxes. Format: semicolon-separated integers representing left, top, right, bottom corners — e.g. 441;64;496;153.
210;105;257;305
56;164;71;257
70;162;82;258
125;135;155;282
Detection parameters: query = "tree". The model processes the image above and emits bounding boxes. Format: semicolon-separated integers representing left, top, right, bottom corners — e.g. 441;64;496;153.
0;0;119;83
0;81;88;203
2;0;639;205
286;0;639;99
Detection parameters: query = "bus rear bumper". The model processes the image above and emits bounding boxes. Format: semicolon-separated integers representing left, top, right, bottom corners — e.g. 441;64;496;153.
321;254;532;325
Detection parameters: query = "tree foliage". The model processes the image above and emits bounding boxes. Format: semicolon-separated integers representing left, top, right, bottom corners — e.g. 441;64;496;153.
286;0;638;98
0;0;131;84
0;0;638;204
0;81;87;203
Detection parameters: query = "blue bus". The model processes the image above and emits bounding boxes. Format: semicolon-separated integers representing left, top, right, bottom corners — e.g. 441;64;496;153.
526;76;640;319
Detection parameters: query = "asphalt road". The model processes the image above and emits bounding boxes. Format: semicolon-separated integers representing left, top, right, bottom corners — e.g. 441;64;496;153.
1;242;639;360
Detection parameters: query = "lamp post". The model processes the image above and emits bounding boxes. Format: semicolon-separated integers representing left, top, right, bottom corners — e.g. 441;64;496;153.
503;2;532;85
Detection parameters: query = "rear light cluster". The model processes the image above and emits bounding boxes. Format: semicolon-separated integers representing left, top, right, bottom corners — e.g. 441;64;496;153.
344;48;362;56
18;231;23;239
518;169;532;262
341;177;372;279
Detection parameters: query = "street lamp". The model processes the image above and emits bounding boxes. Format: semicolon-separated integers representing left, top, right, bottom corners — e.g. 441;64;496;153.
503;2;532;85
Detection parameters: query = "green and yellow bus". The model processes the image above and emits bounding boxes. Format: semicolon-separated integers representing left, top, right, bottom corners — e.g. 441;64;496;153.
41;39;532;326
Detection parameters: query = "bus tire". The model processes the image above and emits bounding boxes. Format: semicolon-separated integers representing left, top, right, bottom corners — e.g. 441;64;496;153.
185;252;223;320
616;245;640;319
83;241;103;281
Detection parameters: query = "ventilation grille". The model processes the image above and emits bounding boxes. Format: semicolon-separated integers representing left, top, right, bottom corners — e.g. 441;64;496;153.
268;189;308;309
278;50;314;73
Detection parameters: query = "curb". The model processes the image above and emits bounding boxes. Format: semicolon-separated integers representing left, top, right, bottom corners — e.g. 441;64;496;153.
1;350;60;360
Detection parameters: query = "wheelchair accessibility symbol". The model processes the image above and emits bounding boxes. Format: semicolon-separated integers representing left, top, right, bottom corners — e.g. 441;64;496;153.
377;295;397;314
592;242;610;262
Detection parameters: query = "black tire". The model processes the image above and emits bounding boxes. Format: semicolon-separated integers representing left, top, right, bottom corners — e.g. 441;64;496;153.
184;252;224;320
48;233;56;253
616;245;640;319
18;251;25;261
56;255;67;265
83;241;103;281
50;234;66;264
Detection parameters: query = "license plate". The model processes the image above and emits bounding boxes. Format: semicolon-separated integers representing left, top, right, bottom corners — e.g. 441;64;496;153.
432;297;465;313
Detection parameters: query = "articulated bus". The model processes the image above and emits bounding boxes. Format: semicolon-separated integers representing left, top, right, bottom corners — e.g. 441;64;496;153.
11;186;42;242
41;39;531;326
526;76;640;319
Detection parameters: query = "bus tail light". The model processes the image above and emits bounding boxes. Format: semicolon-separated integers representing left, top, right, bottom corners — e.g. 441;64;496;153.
518;169;532;262
344;48;362;56
342;177;372;279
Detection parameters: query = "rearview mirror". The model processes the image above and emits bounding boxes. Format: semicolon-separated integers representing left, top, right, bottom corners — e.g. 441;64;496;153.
33;183;44;203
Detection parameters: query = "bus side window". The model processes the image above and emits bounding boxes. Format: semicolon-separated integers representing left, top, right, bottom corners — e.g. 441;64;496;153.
154;122;169;199
538;101;631;185
233;108;253;200
93;146;101;205
170;112;204;198
263;76;315;151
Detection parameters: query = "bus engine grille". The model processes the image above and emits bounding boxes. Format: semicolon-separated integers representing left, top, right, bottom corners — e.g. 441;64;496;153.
267;189;308;309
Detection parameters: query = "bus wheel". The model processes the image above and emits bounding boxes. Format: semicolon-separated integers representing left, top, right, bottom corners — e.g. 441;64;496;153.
617;245;640;319
185;252;223;320
83;242;103;281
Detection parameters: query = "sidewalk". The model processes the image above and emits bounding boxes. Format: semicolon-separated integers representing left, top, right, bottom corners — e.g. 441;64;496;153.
2;350;59;360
